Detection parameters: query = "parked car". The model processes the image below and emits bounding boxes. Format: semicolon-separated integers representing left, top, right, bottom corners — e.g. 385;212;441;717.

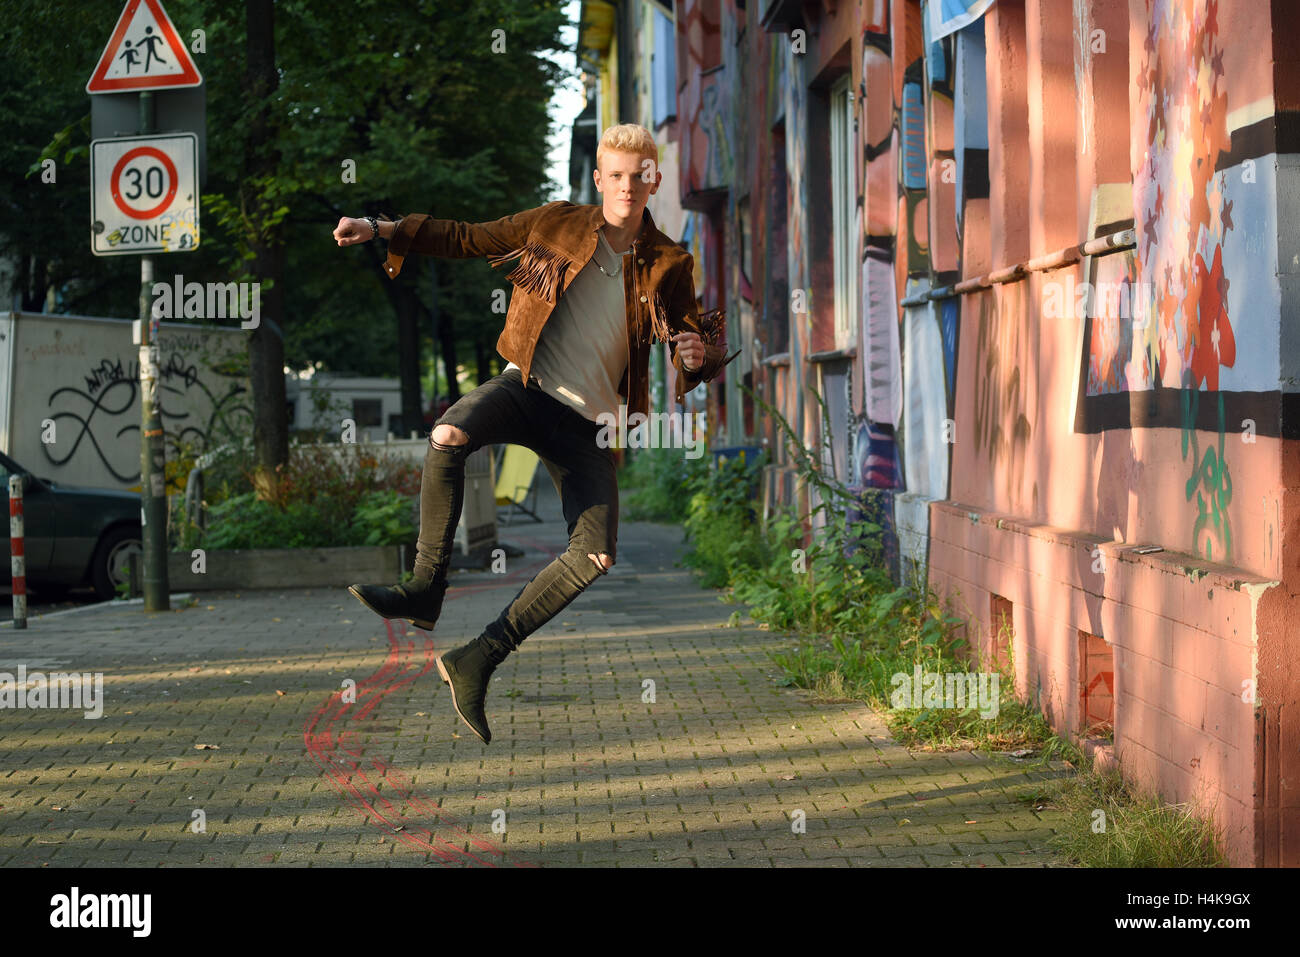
0;451;142;601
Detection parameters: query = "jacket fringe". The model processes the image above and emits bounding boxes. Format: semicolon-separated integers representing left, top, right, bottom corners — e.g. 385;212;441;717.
698;307;726;346
650;291;672;343
486;239;573;304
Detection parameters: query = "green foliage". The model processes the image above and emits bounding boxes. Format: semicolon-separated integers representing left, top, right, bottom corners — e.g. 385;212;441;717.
680;452;766;588
199;487;412;550
352;489;418;546
175;440;419;549
681;385;1055;756
5;0;572;377
617;446;709;523
1028;765;1227;868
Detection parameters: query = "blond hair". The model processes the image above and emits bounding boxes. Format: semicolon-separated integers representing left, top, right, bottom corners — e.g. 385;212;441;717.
597;123;659;170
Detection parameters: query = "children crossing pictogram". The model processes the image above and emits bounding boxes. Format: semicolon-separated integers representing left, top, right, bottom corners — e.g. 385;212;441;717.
86;0;202;93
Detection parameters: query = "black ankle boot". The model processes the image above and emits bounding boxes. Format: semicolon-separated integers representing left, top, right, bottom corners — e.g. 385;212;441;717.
436;638;500;744
348;575;449;631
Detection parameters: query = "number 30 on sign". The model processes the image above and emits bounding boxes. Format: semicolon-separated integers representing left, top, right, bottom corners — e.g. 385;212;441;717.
91;132;199;256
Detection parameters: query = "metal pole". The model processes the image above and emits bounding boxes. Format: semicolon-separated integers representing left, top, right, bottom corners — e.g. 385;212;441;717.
8;475;26;629
138;91;169;611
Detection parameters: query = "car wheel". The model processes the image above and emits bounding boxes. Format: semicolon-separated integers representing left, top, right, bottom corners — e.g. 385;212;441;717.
90;526;143;601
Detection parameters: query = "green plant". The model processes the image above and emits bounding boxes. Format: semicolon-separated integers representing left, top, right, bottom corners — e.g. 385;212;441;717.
727;387;900;636
618;445;710;523
352;489;417;545
679;450;768;587
1028;763;1227;867
715;385;1042;755
183;441;421;550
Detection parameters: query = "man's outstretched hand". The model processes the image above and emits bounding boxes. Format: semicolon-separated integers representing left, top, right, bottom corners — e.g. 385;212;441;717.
333;216;396;246
672;331;704;372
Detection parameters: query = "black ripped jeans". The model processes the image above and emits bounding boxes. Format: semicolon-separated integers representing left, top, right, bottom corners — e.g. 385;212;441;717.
415;368;618;664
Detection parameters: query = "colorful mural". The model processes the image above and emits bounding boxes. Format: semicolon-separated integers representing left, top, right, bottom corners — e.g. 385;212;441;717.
784;41;813;446
677;0;732;197
1076;0;1284;442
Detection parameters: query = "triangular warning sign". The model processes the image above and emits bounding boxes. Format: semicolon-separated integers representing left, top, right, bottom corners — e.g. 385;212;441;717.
86;0;202;94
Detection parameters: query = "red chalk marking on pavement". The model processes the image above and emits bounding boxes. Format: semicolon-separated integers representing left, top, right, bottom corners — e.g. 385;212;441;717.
304;616;529;866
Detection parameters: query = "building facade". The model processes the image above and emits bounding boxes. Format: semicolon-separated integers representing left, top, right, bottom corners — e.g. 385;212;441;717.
581;0;1300;866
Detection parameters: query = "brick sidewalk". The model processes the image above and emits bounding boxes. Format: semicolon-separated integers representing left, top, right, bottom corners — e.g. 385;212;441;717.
0;484;1073;867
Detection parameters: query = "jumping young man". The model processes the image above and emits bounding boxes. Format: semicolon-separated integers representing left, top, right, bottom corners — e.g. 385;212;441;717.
331;124;732;744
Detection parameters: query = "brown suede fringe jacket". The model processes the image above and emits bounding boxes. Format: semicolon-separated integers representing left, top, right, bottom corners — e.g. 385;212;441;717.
380;200;738;418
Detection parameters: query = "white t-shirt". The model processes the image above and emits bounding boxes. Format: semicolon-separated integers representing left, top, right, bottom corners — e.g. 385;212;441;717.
506;229;629;422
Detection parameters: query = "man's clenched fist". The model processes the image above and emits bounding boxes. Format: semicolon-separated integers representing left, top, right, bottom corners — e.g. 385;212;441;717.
333;216;393;246
333;217;370;246
672;331;705;372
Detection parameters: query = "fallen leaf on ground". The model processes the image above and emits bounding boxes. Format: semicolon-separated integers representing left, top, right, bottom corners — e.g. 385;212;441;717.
780;774;797;781
194;744;220;750
275;690;286;696
188;667;201;673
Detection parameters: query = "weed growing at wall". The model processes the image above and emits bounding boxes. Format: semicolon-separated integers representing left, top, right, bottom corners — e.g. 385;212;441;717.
681;451;767;588
679;386;1057;753
1015;761;1227;868
617;445;709;523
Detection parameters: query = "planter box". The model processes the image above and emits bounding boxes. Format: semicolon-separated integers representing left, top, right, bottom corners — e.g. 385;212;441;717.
167;545;404;590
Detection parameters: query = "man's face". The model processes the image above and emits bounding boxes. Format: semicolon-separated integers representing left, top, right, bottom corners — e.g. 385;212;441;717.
594;149;661;225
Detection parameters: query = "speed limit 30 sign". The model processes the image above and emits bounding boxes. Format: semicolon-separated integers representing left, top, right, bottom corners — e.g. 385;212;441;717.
91;132;199;256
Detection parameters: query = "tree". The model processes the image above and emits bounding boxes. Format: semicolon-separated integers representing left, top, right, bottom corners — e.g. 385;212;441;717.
5;0;573;477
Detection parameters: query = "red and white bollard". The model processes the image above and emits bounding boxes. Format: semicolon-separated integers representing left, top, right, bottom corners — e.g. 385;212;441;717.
8;475;26;630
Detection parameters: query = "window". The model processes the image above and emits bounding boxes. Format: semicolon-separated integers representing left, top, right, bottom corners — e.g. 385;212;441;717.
768;122;790;355
352;398;382;428
1079;630;1114;740
819;358;852;483
830;74;857;348
652;6;678;127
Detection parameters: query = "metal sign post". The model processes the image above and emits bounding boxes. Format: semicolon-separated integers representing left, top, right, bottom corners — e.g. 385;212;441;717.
136;91;169;612
88;0;205;614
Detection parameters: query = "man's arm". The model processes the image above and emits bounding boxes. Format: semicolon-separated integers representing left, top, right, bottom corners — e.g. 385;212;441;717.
332;201;567;279
665;256;731;402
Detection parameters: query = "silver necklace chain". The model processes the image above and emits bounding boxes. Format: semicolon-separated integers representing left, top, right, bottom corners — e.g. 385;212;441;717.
595;232;626;278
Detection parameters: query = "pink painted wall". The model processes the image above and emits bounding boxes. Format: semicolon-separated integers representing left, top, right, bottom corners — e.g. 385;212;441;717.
932;0;1300;866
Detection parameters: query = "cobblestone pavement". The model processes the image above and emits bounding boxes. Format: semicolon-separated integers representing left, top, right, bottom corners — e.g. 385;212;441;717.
0;484;1073;868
